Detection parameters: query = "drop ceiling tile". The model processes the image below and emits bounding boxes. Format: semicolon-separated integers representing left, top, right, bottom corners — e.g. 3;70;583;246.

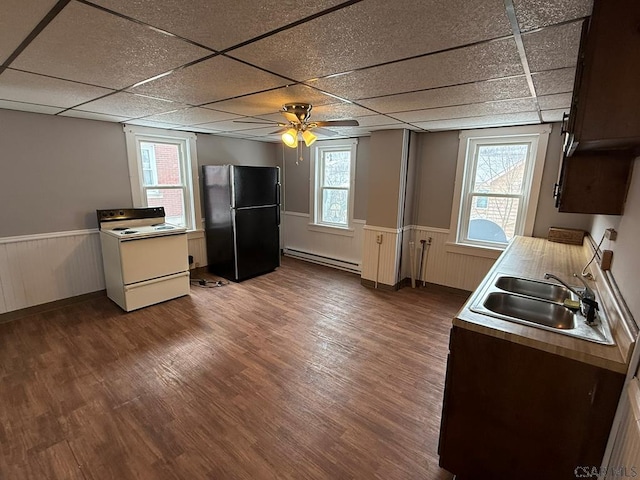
11;1;210;90
514;0;592;31
353;115;405;127
0;100;64;115
90;0;347;51
204;84;336;116
232;0;513;80
531;68;576;95
394;98;538;123
522;21;583;72
77;92;185;118
538;93;572;110
310;38;524;100
196;119;277;132
0;0;59;63
414;112;540;131
171;126;221;134
129;56;290;105
359;76;531;113
58;110;129;122
125;119;184;129
0;69;113;108
310;103;375;119
142;107;241;126
541;108;568;122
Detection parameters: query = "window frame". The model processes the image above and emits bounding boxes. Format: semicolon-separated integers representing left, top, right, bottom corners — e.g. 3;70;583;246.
448;125;551;253
124;125;202;233
309;138;358;235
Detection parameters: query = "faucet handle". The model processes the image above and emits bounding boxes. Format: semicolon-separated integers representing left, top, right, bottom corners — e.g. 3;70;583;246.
581;297;599;325
572;273;595;299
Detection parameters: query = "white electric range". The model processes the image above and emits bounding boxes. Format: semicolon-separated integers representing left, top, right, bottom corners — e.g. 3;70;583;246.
97;207;190;312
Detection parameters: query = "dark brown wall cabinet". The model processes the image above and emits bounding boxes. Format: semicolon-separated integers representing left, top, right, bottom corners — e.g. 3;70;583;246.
438;326;624;480
556;152;634;214
566;0;640;153
556;0;639;214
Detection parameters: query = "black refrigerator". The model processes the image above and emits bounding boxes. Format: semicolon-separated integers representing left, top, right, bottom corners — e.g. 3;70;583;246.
202;165;281;282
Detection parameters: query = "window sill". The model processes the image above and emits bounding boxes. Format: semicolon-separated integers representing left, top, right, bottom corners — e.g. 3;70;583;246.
187;229;205;240
308;223;355;237
445;241;505;259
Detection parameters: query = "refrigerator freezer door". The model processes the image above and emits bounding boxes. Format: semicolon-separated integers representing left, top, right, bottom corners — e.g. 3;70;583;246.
233;205;280;281
232;166;280;208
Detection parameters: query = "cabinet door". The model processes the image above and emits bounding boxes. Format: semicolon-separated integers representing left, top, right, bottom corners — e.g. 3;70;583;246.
557;152;634;214
438;326;624;480
572;0;640;150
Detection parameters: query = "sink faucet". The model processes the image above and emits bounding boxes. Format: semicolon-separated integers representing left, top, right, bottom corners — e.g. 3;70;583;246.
543;273;599;325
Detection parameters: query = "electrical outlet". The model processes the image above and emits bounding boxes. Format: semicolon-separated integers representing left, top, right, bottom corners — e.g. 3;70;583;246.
605;228;617;241
376;233;383;244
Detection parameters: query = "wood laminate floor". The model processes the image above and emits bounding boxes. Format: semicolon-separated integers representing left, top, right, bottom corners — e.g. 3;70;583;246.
0;257;469;480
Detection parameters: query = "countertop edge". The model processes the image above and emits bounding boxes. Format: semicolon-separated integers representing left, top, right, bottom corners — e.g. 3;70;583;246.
454;236;630;374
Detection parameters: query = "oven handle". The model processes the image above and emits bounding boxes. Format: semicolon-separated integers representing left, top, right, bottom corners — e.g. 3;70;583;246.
124;271;189;291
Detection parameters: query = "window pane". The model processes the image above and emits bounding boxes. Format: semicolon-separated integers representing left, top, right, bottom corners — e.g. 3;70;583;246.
468;196;520;243
141;142;182;186
474;144;528;194
146;188;186;226
323;151;351;187
321;189;348;225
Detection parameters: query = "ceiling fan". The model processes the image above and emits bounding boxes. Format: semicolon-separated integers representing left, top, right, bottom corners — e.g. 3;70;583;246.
235;103;360;148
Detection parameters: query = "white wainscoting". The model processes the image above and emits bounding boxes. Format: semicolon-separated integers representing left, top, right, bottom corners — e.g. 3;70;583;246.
0;229;208;314
282;212;364;273
403;226;499;292
0;229;105;314
187;231;207;268
361;225;402;287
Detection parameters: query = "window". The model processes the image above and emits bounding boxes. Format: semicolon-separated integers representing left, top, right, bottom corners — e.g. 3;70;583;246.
124;126;202;231
450;125;551;249
310;139;357;232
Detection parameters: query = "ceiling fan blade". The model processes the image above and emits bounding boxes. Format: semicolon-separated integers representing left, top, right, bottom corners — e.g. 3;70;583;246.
281;111;302;123
271;127;290;135
312;127;340;137
314;120;360;127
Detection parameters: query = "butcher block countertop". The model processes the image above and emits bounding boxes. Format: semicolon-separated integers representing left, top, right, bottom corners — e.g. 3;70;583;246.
454;236;636;373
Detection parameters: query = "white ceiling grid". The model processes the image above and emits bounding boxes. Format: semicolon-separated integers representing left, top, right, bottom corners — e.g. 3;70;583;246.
0;0;593;141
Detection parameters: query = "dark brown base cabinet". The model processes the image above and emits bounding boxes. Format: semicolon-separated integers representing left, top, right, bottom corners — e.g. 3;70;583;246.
438;326;624;480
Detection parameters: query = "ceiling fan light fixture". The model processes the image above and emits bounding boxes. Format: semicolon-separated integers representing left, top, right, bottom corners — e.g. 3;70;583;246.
282;128;298;148
302;129;317;147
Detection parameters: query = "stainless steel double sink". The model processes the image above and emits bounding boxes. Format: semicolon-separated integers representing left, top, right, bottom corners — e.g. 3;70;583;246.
470;274;614;345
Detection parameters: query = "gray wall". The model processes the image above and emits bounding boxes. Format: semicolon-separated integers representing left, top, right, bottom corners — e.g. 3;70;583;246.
0;109;280;237
197;134;278;168
0;109;132;236
366;130;408;229
279;136;370;219
412;123;592;236
414;130;460;228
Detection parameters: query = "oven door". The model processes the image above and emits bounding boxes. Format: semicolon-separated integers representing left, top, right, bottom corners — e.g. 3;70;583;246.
119;233;188;285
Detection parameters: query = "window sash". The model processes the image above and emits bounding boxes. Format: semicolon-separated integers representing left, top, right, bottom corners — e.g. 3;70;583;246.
310;140;357;230
125;126;201;232
459;138;537;247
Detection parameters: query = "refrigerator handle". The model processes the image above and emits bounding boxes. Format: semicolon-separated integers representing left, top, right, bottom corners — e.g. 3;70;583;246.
276;182;281;206
276;206;281;226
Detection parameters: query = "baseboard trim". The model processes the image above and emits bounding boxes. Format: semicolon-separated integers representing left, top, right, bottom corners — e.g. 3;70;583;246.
0;290;106;324
283;248;361;274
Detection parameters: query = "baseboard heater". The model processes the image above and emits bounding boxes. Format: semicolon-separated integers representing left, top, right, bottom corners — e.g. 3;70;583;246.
283;248;361;274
